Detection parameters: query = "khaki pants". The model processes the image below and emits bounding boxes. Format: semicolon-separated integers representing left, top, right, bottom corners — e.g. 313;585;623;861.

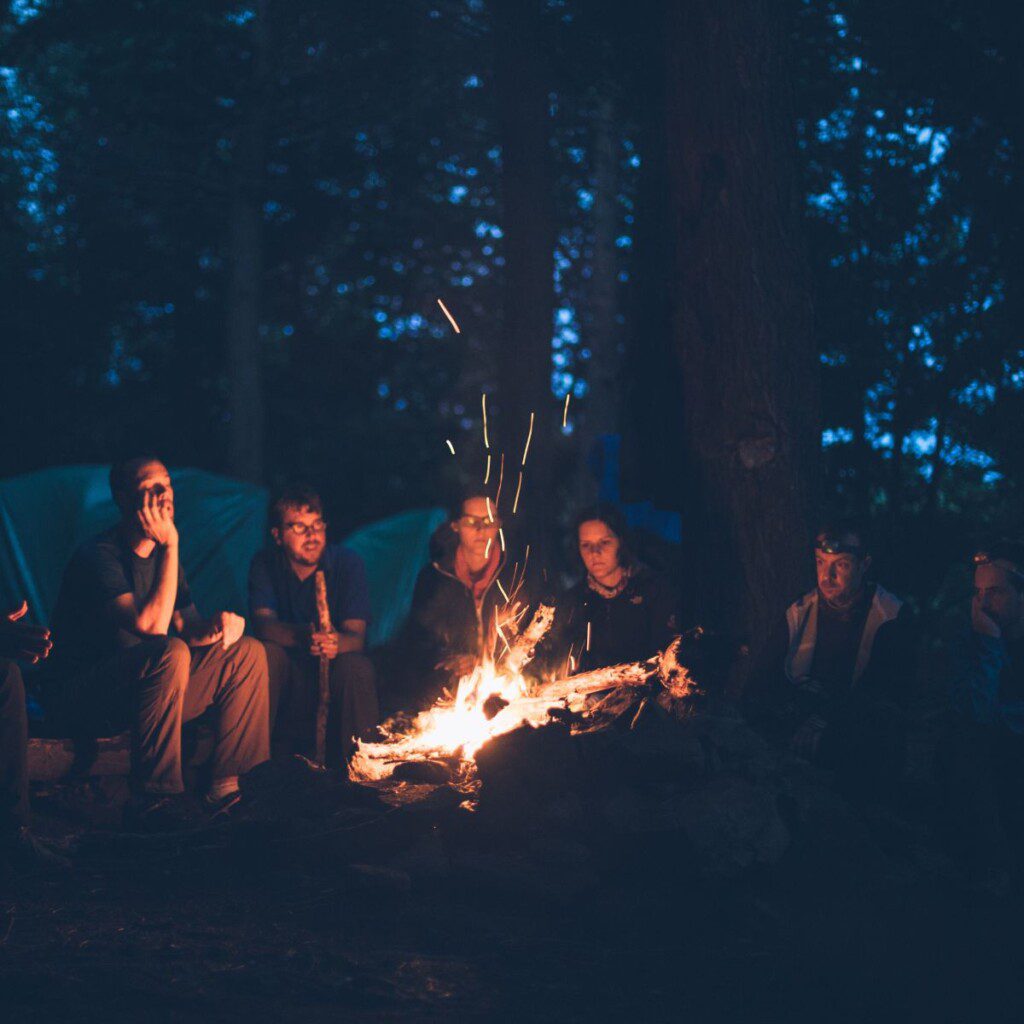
263;642;379;766
48;637;270;794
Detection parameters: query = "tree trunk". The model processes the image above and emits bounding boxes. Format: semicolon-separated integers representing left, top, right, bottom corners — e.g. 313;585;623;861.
665;0;819;661
224;0;269;483
492;0;557;554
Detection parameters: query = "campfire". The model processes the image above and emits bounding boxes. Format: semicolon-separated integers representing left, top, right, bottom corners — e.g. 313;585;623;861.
348;605;699;786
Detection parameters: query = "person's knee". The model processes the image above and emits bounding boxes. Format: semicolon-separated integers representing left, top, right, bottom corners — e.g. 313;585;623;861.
261;640;290;685
225;636;269;689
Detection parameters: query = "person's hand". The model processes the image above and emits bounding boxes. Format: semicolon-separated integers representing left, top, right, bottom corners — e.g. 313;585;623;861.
437;653;476;680
0;600;52;663
310;629;340;660
137;490;178;548
214;611;245;650
791;715;827;760
971;595;1001;638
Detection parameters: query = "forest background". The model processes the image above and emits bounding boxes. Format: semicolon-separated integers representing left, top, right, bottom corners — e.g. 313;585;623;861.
1;0;1019;652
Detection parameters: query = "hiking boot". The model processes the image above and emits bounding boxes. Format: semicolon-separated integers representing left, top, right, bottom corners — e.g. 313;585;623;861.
0;827;72;874
122;794;199;834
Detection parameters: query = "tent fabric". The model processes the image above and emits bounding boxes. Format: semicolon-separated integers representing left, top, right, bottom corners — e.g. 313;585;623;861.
0;465;444;648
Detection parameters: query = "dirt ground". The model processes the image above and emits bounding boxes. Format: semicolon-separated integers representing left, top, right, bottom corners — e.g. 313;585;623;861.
3;766;1024;1024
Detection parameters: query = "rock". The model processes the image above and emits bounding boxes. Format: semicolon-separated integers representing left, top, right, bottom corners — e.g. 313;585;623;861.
390;759;452;785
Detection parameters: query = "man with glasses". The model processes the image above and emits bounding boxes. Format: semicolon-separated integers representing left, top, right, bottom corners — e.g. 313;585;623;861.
401;489;508;708
747;519;915;802
249;485;378;765
943;541;1024;889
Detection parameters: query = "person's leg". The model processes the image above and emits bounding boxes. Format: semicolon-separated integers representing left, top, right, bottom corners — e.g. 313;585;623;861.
52;638;192;795
261;639;293;749
0;658;30;835
327;652;380;764
185;638;270;792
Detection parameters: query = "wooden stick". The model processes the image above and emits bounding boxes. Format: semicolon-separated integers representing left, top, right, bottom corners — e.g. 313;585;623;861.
314;570;332;765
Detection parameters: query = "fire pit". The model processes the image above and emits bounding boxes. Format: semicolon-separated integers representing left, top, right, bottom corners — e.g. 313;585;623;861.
348;604;700;793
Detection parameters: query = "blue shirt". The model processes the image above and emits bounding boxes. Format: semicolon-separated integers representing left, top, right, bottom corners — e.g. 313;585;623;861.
248;543;371;628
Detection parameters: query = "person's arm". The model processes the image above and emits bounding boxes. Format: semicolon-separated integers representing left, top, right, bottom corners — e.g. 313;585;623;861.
105;497;179;637
251;607;308;649
311;619;367;659
0;600;52;663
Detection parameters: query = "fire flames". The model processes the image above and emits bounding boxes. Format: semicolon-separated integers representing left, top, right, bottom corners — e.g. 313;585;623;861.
348;605;697;786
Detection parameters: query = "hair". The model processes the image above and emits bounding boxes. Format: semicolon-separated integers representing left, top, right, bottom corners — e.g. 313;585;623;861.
109;454;164;501
815;516;872;556
447;483;494;523
269;483;325;529
980;539;1024;593
573;503;636;568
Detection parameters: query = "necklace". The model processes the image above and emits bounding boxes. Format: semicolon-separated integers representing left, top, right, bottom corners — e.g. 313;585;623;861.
587;567;631;600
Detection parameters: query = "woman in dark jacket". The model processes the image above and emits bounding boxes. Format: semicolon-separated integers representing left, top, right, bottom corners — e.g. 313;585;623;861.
401;490;511;707
547;504;680;676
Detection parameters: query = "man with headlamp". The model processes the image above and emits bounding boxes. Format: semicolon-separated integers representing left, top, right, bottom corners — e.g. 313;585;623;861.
748;520;916;801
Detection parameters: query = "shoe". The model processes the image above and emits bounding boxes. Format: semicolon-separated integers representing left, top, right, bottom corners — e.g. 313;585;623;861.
0;827;71;874
202;789;242;820
122;794;199;834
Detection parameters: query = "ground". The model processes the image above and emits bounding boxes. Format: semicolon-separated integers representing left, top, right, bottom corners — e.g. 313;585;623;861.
3;759;1024;1024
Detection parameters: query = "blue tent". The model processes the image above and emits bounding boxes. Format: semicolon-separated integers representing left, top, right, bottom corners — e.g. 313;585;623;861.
0;466;444;647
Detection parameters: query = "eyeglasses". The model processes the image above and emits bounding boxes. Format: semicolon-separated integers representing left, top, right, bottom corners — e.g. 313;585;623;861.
457;515;501;531
284;520;327;538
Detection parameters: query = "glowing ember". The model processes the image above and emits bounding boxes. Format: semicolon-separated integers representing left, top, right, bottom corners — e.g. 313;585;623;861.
563;393;571;429
521;411;535;466
437;297;461;333
445;439;456;455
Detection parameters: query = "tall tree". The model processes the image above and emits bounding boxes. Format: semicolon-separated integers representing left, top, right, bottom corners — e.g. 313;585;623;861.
665;0;819;658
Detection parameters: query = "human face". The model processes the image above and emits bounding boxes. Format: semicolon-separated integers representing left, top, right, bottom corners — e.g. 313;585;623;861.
578;519;622;585
974;562;1024;638
273;504;327;567
815;534;869;607
451;496;499;559
123;461;174;520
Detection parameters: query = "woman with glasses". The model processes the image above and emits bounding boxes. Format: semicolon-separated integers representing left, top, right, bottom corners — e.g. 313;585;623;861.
401;487;512;708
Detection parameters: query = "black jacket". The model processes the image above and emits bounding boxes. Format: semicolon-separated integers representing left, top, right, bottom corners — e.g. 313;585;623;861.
541;565;680;677
400;531;509;705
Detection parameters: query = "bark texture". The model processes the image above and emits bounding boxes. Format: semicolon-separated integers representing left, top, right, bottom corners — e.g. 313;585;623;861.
665;1;819;659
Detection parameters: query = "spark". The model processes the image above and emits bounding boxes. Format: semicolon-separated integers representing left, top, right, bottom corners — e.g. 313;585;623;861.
499;527;506;552
486;496;494;522
562;393;571;429
521;411;535;466
482;393;489;449
586;621;592;652
445;439;455;455
494;453;505;506
484;453;491;484
437;298;461;334
568;653;576;673
485;536;493;558
495;622;513;658
512;471;524;514
496;578;510;603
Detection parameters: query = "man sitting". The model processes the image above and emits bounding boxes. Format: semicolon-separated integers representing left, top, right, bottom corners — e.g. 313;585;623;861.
747;520;915;802
1;601;68;870
41;456;270;829
249;485;378;766
943;541;1024;887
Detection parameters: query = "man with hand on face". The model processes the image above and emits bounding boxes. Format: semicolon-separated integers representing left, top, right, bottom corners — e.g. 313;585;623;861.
1;601;69;871
943;541;1024;886
41;456;270;830
746;520;915;802
249;485;378;765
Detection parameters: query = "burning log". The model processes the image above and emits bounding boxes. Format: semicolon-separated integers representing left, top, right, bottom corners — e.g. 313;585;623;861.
504;603;555;674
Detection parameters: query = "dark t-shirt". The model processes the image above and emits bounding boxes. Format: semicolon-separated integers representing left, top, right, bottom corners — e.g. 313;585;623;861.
45;527;193;679
809;589;873;689
248;544;371;631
